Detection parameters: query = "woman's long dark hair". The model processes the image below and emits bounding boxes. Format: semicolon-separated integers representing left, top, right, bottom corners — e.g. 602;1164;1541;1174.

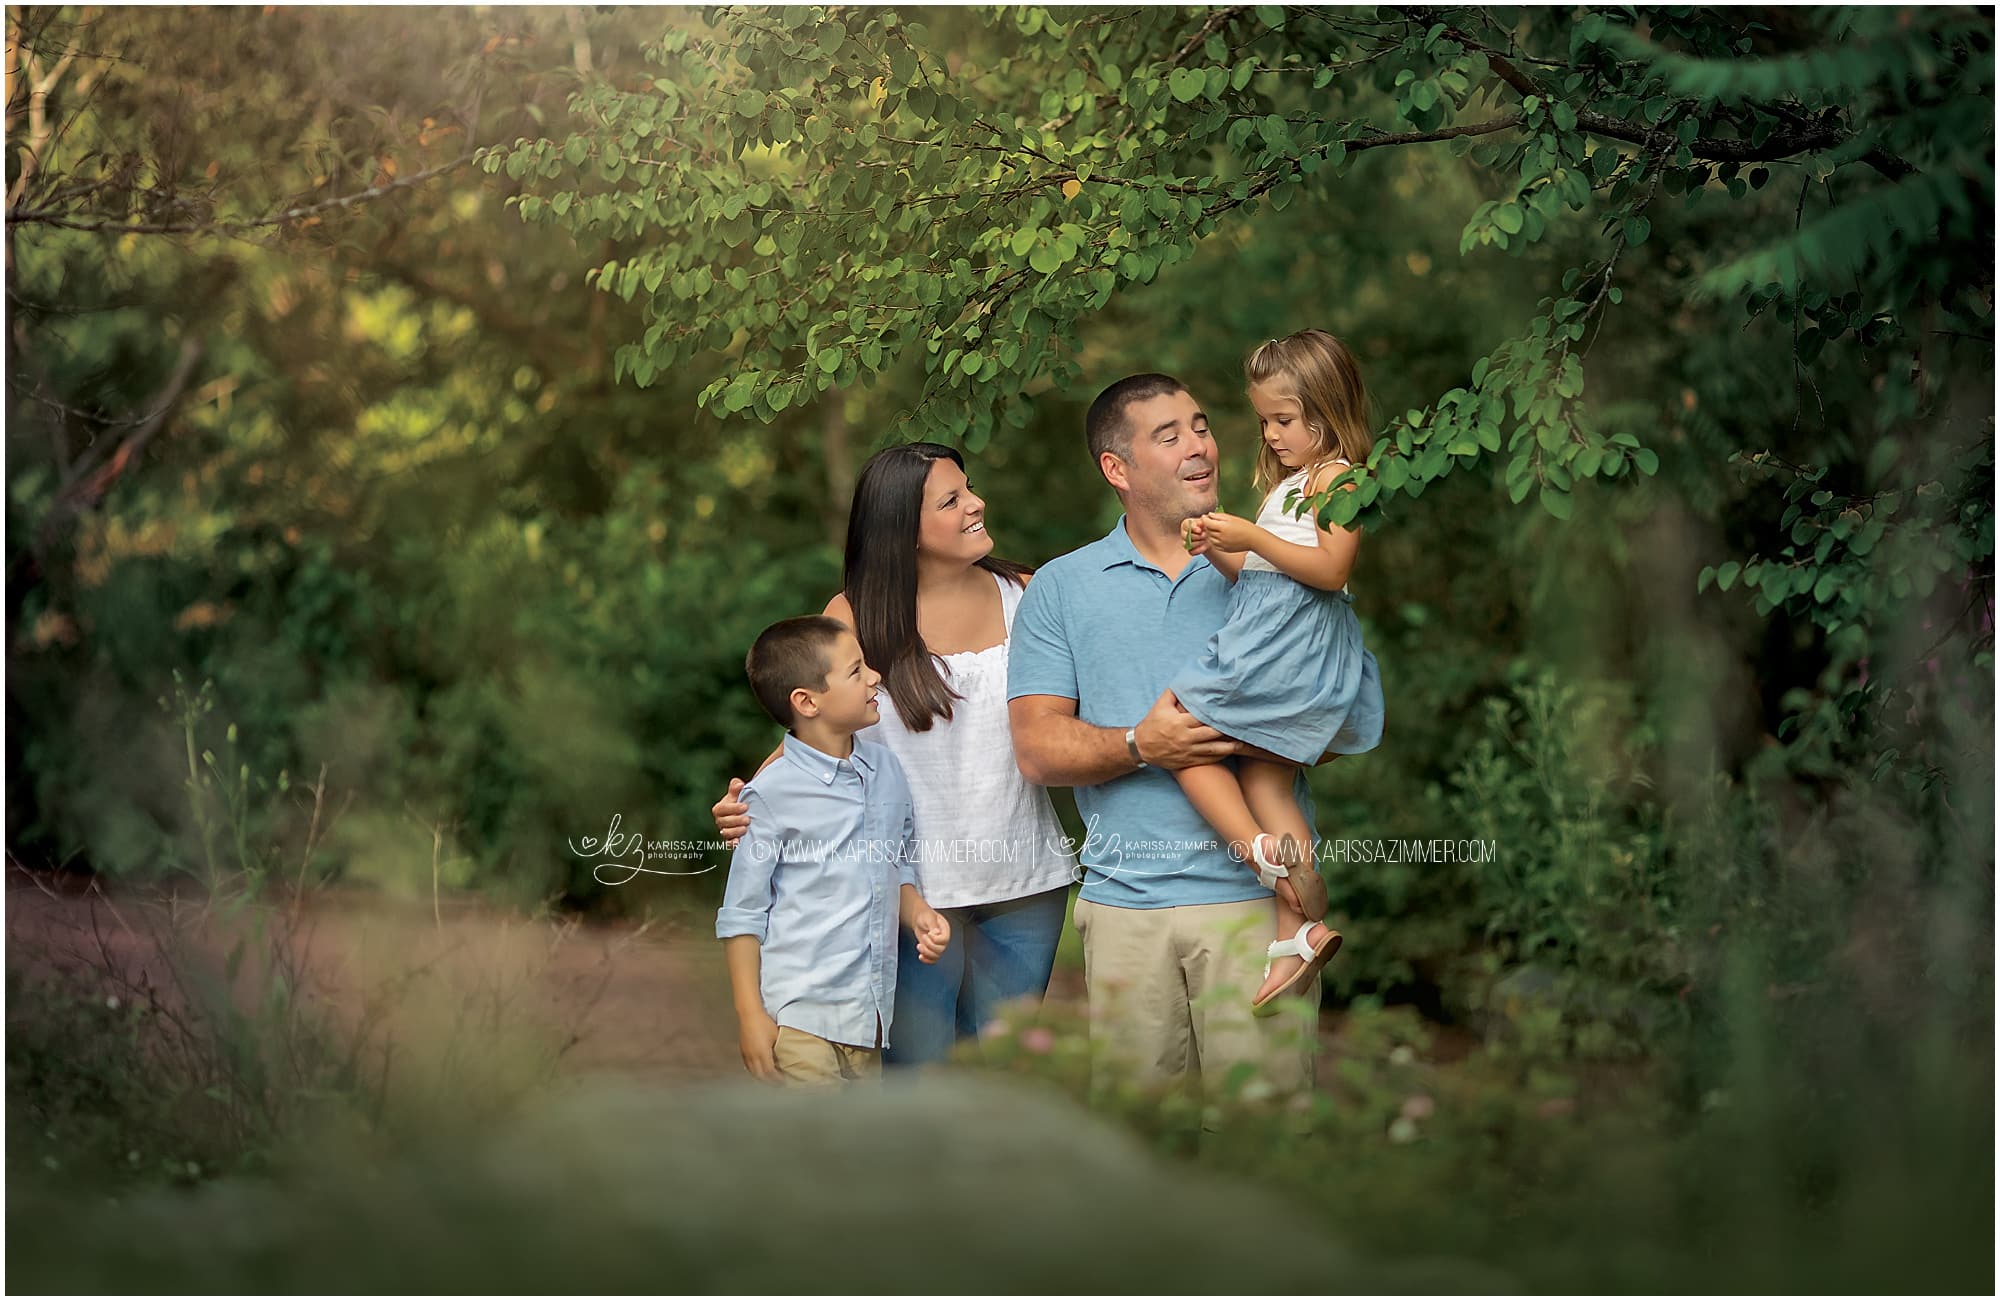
843;443;1031;733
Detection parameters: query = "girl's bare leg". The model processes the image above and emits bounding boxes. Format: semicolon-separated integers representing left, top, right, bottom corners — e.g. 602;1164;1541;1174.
1173;760;1317;916
1240;758;1336;1001
1172;761;1264;865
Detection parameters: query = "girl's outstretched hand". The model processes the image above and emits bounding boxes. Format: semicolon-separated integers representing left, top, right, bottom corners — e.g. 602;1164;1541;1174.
1200;511;1258;554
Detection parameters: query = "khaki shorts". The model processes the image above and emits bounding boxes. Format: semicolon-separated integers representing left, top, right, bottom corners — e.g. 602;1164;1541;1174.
773;1025;882;1087
1072;895;1316;1103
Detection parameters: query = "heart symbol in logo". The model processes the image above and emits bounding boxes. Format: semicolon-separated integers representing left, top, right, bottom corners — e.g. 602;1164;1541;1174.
580;837;599;852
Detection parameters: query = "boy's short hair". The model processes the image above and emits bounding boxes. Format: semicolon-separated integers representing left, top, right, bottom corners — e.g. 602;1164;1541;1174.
746;615;851;728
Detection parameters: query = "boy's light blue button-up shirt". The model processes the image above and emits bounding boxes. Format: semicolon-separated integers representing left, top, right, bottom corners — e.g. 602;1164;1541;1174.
1007;515;1316;910
715;734;919;1049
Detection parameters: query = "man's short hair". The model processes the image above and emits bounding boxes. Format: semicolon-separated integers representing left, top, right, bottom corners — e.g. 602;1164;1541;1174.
745;615;850;728
1086;373;1188;464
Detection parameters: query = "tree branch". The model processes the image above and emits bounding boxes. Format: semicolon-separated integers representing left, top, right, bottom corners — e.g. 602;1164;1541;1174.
1426;15;1920;180
6;153;476;235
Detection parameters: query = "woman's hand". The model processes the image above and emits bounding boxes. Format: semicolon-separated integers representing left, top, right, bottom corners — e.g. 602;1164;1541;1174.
1199;511;1261;555
712;777;751;848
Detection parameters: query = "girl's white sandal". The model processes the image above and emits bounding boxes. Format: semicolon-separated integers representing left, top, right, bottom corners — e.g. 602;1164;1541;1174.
1252;920;1343;1016
1249;832;1327;920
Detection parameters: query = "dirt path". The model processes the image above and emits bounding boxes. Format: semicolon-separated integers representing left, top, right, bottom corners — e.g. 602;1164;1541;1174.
5;873;1455;1088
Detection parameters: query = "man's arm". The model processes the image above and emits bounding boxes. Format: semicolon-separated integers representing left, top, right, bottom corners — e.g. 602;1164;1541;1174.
1009;695;1136;788
1010;689;1247;787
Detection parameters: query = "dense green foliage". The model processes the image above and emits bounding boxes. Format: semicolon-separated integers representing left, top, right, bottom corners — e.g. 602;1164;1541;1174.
5;6;1993;1288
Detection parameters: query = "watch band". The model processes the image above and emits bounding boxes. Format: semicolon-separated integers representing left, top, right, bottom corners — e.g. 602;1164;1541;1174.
1125;726;1146;768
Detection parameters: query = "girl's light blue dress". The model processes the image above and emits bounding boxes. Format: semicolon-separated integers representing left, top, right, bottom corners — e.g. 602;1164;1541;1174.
1170;465;1385;765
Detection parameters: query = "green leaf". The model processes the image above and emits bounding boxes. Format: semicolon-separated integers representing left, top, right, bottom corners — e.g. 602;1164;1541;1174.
1168;67;1206;103
1717;561;1741;591
1539;486;1573;520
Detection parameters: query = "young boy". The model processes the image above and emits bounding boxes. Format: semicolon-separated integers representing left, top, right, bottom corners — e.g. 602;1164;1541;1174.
716;615;951;1086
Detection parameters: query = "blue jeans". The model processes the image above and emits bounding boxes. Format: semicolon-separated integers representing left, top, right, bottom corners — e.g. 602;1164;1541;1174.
885;885;1069;1068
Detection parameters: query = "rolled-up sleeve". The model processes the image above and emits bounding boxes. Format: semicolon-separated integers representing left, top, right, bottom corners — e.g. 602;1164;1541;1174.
715;790;777;942
1006;568;1077;701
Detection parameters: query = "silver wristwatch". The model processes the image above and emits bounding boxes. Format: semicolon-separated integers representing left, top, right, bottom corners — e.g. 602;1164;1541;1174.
1125;726;1148;769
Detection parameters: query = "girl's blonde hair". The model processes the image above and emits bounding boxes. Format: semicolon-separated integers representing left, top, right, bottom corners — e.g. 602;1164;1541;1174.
1245;329;1375;494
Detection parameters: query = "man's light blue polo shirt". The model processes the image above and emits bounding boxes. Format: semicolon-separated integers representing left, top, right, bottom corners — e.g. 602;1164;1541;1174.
715;734;918;1048
1007;515;1317;910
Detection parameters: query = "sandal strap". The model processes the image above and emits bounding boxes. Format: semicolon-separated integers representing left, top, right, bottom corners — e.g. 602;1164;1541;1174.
1248;833;1290;891
1263;921;1320;964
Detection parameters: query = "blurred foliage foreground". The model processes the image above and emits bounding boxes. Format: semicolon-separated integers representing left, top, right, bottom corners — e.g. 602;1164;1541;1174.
5;4;1994;1291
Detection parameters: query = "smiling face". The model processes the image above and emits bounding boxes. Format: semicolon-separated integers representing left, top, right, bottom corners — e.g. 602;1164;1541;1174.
795;629;882;734
1103;388;1219;527
914;458;991;565
1249;381;1331;470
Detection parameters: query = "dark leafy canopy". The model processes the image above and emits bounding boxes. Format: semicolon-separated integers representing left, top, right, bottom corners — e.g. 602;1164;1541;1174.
489;4;1992;790
492;4;1991;528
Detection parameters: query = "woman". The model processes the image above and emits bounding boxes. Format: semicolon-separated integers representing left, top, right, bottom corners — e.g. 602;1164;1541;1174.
711;442;1076;1066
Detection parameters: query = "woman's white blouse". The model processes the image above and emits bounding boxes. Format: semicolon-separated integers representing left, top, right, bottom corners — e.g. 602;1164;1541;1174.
860;570;1078;909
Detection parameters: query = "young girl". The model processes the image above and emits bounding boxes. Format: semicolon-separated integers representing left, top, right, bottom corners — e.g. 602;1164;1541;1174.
1172;329;1386;1014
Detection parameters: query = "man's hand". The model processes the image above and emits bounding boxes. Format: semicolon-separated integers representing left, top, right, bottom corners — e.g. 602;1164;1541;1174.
712;777;751;849
1181;516;1210;555
1133;689;1241;770
911;906;952;964
1199;511;1261;554
737;1006;781;1083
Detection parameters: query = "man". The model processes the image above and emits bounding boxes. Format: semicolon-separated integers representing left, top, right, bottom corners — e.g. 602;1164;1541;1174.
1007;373;1323;1103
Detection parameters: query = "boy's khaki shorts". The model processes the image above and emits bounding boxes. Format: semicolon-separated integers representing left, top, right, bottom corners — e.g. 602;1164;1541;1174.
774;1025;882;1086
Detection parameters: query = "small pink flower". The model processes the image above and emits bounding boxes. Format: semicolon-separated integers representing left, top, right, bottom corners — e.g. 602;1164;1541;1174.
1400;1094;1435;1120
1021;1027;1056;1055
